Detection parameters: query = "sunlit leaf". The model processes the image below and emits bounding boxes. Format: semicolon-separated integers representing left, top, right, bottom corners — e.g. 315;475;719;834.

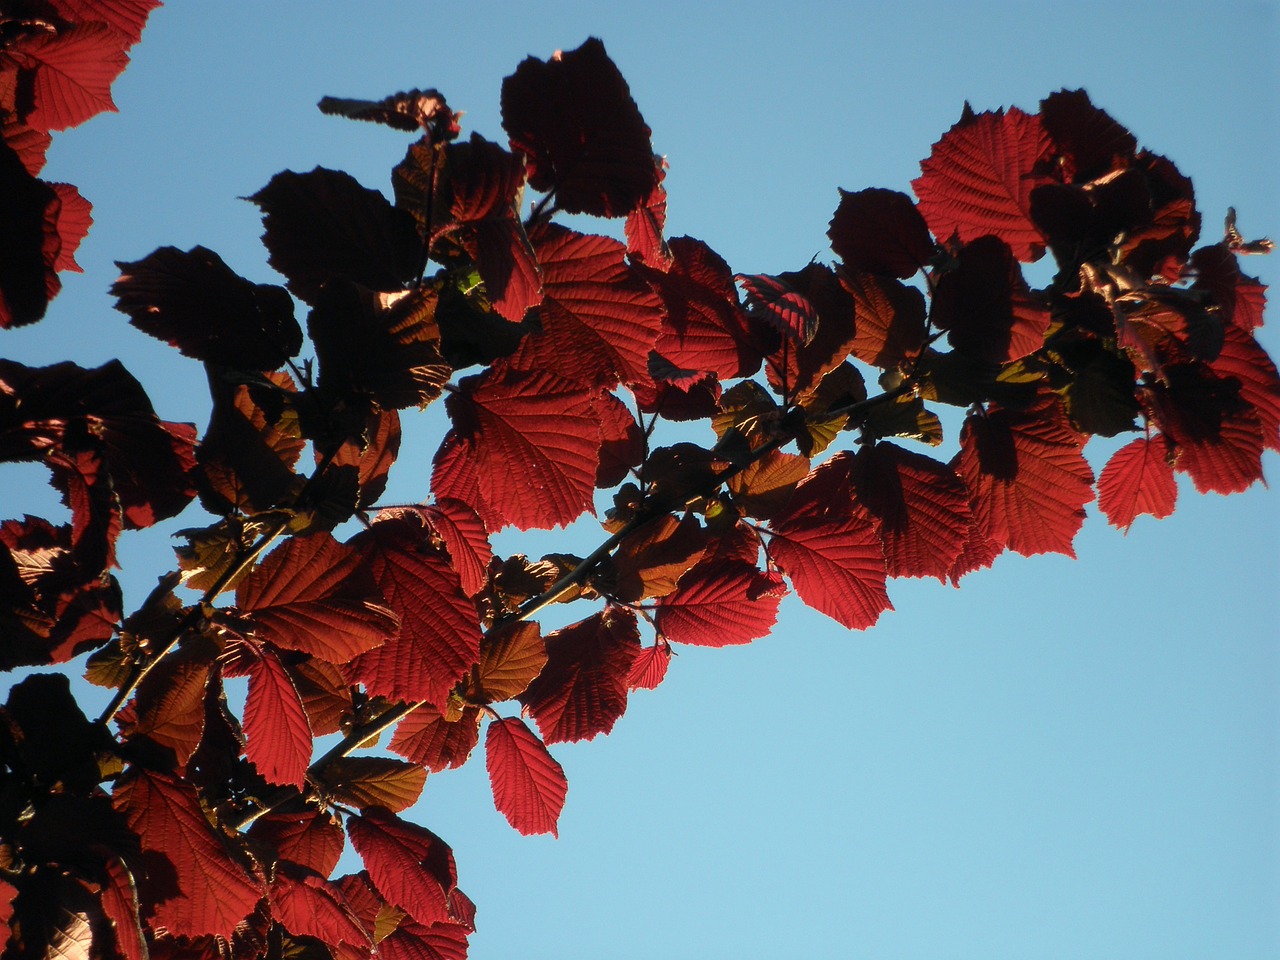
485;716;567;837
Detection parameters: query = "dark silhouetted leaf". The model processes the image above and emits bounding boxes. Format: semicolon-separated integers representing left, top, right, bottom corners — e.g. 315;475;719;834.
501;37;657;217
829;187;936;278
319;89;460;138
1039;89;1136;183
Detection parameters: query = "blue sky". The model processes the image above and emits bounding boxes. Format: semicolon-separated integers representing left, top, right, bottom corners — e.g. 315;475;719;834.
2;2;1277;958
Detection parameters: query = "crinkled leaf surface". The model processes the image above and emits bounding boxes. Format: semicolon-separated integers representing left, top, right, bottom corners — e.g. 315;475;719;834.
322;757;427;813
1097;435;1178;532
485;716;568;836
248;808;345;878
477;620;546;703
347;807;456;926
389;702;482;773
421;498;493;597
769;514;892;630
11;22;129;130
654;559;783;647
235;643;312;788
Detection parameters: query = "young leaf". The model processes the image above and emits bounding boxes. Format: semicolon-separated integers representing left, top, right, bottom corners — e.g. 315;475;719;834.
476;620;546;703
113;769;263;939
519;607;642;744
610;512;710;602
347;806;457;926
627;642;671;691
485;716;568;837
441;364;600;530
912;104;1054;262
248;808;345;878
321;758;427;813
111;245;301;370
654;559;784;647
234;532;399;663
1097;435;1178;532
501;37;658;217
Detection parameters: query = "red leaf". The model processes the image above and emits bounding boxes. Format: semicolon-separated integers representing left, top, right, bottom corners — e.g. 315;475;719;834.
643;237;763;380
912;103;1054;262
249;167;421;304
346;513;481;707
48;0;162;48
331;408;401;509
49;182;90;272
235;532;398;663
126;641;210;768
286;657;352;736
1209;325;1280;452
1;119;51;175
654;559;783;647
113;770;262;939
762;262;861;399
828;187;936;278
476;620;547;703
379;921;471;960
627;642;671;691
421;498;493;596
441;364;600;530
947;526;1004;586
11;22;129;131
485;716;568;837
625;157;672;269
520;607;641;744
347;807;457;926
593;389;644;488
389;703;482;773
111;245;301;370
501;37;658;217
99;857;146;960
769;514;892;630
1039;89;1136;182
611;511;709;602
954;401;1095;557
852;442;972;581
269;866;369;946
248;808;345;878
506;223;663;388
1097;435;1178;532
238;644;313;788
738;272;819;346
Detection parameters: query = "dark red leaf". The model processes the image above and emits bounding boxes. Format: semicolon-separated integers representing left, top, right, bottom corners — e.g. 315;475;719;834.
347;806;457;926
829;187;936;278
269;866;369;946
112;246;301;369
738;272;819;347
654;559;783;647
9;21;129;130
126;640;211;768
594;389;644;488
520;607;642;744
852;442;972;581
48;1;162;48
642;236;763;380
485;716;568;836
113;770;262;939
235;532;398;662
1209;325;1280;452
99;857;146;960
625;156;672;268
330;408;402;509
421;498;493;597
501;37;658;217
389;702;482;773
319;88;460;138
248;808;345;878
345;512;481;707
931;235;1051;363
0;142;61;327
1191;243;1267;333
762;262;860;399
1039;89;1136;182
912;103;1054;262
249;167;421;304
1;119;51;175
838;268;928;370
379;921;470;960
506;222;663;388
441;364;600;530
954;400;1095;557
1097;435;1178;532
49;181;90;272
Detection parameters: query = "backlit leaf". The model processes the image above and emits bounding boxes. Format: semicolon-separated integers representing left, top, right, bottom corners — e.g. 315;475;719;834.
322;758;427;813
627;642;671;691
476;620;546;703
126;640;211;768
49;181;90;272
236;643;312;788
625;156;672;268
501;37;657;217
248;808;345;878
829;187;936;278
269;866;369;946
378;921;470;960
348;808;457;926
485;716;568;836
610;512;709;602
520;607;641;744
912;104;1053;262
442;364;600;530
389;702;482;773
838;268;927;370
421;498;493;597
1209;324;1280;452
346;513;481;707
99;857;146;960
1097;435;1178;532
769;514;892;629
11;22;129;131
738;272;818;346
654;559;783;647
235;532;398;663
1039;89;1136;182
114;770;262;938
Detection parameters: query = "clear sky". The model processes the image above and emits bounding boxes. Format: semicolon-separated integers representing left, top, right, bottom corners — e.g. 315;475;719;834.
2;2;1277;958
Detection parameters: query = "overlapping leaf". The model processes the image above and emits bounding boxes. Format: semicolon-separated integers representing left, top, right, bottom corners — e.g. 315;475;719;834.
501;37;657;217
485;716;568;836
269;866;369;947
7;22;130;131
610;512;709;602
507;223;663;387
338;514;479;708
475;620;546;703
234;533;398;662
829;187;936;278
321;758;427;813
440;364;600;530
389;702;482;773
347;807;456;926
112;246;301;370
248;808;345;878
912;104;1054;262
654;559;783;647
421;498;493;596
519;608;641;744
768;514;892;630
838;267;927;370
226;642;312;788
